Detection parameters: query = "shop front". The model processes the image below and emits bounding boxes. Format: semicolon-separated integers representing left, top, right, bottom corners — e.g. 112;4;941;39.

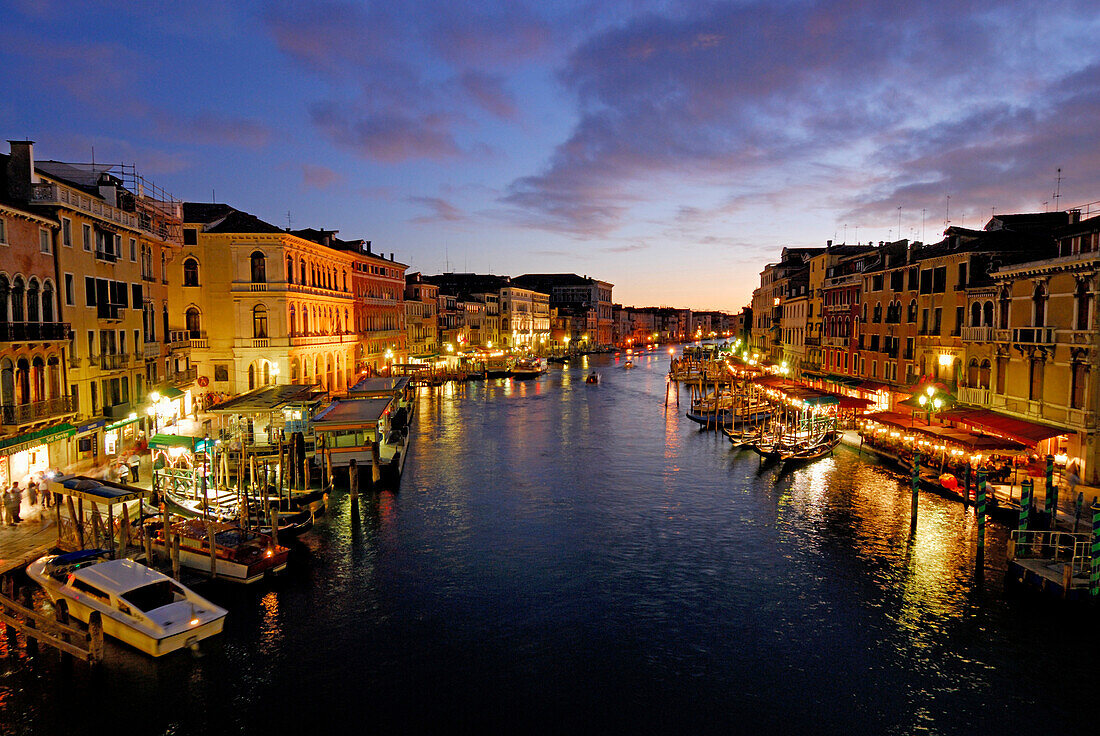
0;423;76;486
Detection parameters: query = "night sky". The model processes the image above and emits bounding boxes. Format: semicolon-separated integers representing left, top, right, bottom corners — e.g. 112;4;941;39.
4;0;1099;310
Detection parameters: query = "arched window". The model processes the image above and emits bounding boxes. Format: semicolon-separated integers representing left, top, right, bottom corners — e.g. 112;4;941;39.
999;288;1011;329
286;256;294;284
31;356;45;402
872;304;882;323
983;301;994;327
971;302;982;327
342;271;347;292
26;278;39;323
300;259;307;285
183;258;200;287
1032;282;1047;327
47;356;61;398
252;305;268;338
11;276;25;322
250;251;267;283
907;299;917;323
41;281;54;322
979;359;991;389
15;357;30;404
0;358;13;406
185;307;201;338
289;306;296;336
161;251;167;281
248;363;256;391
1075;279;1092;331
967;358;979;386
0;275;9;324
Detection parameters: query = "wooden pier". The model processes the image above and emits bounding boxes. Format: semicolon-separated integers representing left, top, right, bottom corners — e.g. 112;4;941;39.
0;575;104;665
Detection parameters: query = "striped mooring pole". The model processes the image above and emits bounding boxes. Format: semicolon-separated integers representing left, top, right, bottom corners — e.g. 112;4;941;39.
1045;454;1057;529
911;452;921;533
977;469;988;566
1019;478;1032;532
1091;498;1100;600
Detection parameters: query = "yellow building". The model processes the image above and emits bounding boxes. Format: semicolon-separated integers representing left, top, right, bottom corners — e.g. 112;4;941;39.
990;212;1099;483
5;141;187;465
181;205;365;397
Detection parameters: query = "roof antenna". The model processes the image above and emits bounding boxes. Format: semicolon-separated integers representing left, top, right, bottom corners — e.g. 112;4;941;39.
287;210;292;229
945;194;951;228
1053;167;1063;210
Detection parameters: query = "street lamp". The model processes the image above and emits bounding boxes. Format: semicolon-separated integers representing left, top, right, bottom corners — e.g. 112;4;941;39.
917;385;944;425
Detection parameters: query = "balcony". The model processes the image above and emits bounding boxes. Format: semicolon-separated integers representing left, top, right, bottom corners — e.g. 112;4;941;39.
0;321;70;342
172;366;198;385
961;326;995;342
99;352;130;371
94;249;118;263
144;341;162;359
96;304;124;321
103;401;134;420
1013;327;1055;346
823;335;849;347
1;396;74;425
957;386;992;406
804;336;821;347
30;182;140;230
190;337;208;349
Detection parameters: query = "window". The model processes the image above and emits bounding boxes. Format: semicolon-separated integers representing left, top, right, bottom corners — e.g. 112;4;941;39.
65;274;75;306
890;271;903;291
1032;283;1047;327
907;300;917;323
39;228;52;254
61;218;72;246
161;252;166;282
70;384;79;414
958;262;967;288
0;217;6;244
999;289;1011;329
214;365;229;382
131;284;142;308
252;305;268;338
250;251;267;283
933;307;942;335
979;359;991;390
85;276;96;307
919;269;932;294
130;238;137;262
183;258;199;287
1071;362;1088;409
82;223;92;251
953;306;963;335
186;307;201;338
1075;280;1092;331
183;229;197;246
286;256;294;284
1029;359;1043;401
872;274;884;291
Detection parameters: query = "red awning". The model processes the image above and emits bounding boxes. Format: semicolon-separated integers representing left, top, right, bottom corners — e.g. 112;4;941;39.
855;380;890;393
833;394;873;410
950;410;1070;446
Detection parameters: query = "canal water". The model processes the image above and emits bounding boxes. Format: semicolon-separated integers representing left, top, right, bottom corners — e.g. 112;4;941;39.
2;350;1096;735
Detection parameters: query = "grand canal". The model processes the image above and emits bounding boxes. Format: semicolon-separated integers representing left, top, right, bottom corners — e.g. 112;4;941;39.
2;350;1096;734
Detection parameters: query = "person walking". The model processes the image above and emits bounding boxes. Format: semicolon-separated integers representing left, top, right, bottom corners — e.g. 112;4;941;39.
4;483;22;524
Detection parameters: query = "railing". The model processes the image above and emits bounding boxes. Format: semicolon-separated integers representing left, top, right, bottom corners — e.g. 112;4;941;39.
93;249;118;263
1013;327;1055;345
1010;530;1093;577
96;304;123;321
142;273;156;282
961;326;995;342
68;356;82;368
172;366;198;385
957;386;992;406
0;321;70;341
252;338;269;348
803;336;821;346
99;352;130;370
0;396;73;425
30;182;140;230
190;337;208;349
249;283;268;292
143;341;161;359
823;335;849;347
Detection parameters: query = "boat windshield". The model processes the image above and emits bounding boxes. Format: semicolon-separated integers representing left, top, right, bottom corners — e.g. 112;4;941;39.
121;580;188;613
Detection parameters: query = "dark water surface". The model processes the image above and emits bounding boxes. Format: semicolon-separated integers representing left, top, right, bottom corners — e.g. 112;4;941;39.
2;351;1096;735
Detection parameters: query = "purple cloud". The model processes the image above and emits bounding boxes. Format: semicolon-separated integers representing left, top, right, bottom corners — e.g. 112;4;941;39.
459;71;518;120
503;0;1100;235
153;112;272;149
301;163;344;190
310;102;463;163
408;196;465;223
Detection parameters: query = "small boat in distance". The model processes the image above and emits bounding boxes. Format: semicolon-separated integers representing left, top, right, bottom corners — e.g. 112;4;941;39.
586;372;600;384
26;550;227;656
623;359;634;369
151;519;290;584
512;356;546;378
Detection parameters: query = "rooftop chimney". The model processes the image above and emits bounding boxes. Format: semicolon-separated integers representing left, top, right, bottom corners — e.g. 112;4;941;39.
6;140;37;202
1069;208;1081;224
390;252;394;261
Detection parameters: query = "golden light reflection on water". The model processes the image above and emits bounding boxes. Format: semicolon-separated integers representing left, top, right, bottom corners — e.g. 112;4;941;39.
257;590;283;651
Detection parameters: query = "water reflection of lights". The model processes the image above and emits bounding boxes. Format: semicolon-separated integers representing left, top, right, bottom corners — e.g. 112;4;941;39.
258;591;283;650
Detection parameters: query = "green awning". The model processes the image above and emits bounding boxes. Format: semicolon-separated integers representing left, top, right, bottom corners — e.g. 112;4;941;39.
153;385;185;399
0;423;76;454
148;433;211;454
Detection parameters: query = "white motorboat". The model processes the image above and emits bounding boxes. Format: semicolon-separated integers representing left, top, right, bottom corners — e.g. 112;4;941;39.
26;549;227;657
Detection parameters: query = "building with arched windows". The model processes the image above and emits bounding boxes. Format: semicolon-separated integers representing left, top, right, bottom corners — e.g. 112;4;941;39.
3;140;188;469
180;205;372;396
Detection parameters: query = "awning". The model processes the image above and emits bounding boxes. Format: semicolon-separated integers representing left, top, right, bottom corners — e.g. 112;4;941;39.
823;374;861;387
0;422;77;454
860;412;1024;451
311;397;393;429
48;475;145;504
948;410;1070;446
855;380;891;393
148;433;212;453
155;385;185;399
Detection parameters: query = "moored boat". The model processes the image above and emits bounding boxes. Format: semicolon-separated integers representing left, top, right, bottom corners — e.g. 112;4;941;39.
26;549;227;656
585;371;600;384
151;519;290;584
